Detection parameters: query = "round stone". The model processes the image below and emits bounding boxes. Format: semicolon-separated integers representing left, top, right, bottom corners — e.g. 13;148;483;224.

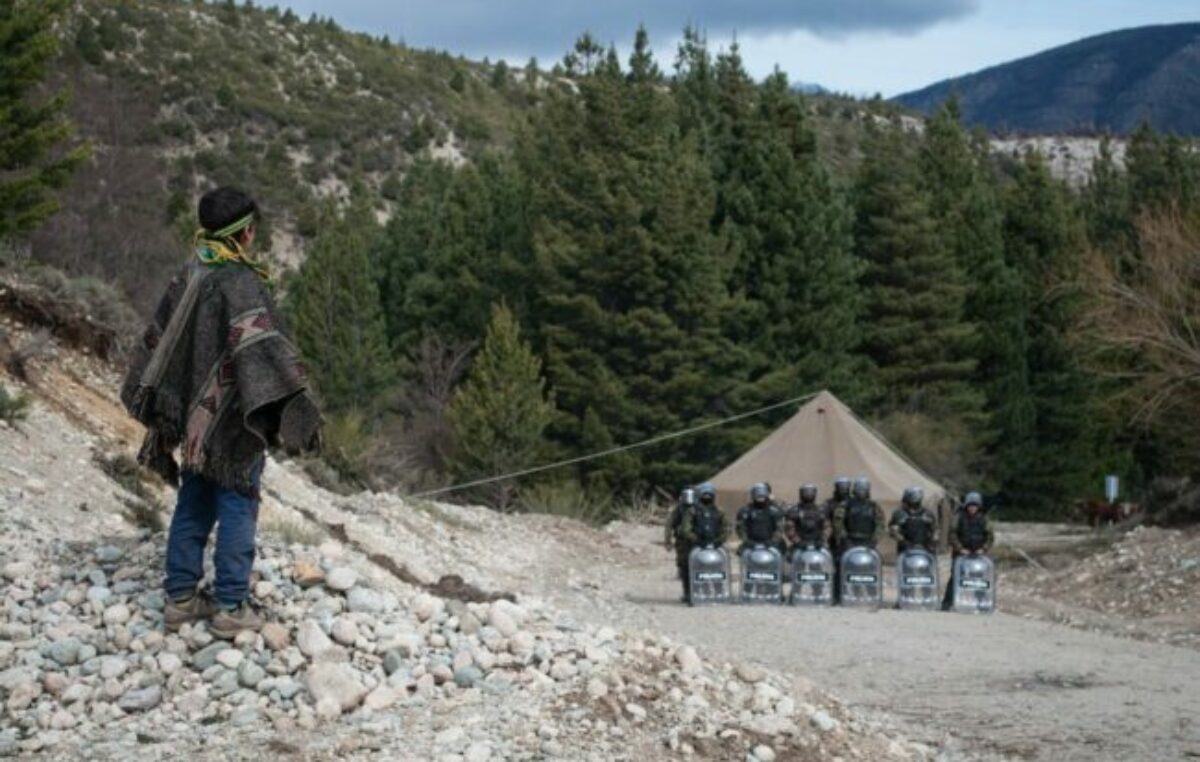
331;617;358;646
158;653;183;676
453;666;483;688
102;604;132;626
216;649;244;670
325;567;357;592
46;638;83;666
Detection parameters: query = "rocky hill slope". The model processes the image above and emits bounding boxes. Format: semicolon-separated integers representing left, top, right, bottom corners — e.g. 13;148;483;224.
35;0;532;313
897;23;1200;136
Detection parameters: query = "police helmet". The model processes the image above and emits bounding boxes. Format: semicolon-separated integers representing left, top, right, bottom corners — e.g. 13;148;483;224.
799;483;818;503
851;477;870;499
697;482;717;504
750;482;769;503
680;487;696;506
902;486;924;508
963;491;983;509
833;476;851;497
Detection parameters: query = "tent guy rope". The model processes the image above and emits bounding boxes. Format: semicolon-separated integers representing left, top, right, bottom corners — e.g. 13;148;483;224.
408;390;822;499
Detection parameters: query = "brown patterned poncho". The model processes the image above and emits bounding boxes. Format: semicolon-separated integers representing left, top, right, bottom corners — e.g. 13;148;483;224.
121;261;321;495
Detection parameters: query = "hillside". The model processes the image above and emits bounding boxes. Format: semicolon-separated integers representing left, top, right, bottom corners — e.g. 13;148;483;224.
896;23;1200;136
32;0;535;312
28;0;904;314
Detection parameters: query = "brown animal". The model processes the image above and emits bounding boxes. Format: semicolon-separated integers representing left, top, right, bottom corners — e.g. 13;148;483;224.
1076;500;1144;528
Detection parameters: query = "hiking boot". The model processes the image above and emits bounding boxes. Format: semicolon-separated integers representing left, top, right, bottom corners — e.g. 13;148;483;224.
210;602;264;640
164;592;217;632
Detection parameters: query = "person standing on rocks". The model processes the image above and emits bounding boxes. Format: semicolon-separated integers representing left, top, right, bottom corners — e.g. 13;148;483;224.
121;187;322;639
941;491;995;611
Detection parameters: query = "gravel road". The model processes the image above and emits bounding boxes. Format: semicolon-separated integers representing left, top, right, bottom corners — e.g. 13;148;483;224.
554;524;1200;761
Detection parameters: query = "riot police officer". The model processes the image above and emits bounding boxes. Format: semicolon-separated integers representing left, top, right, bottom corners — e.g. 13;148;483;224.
833;477;885;551
823;476;852;523
736;482;784;555
679;482;730;600
831;478;884;603
889;486;938;554
784;483;828;551
941;491;995;610
665;487;698;600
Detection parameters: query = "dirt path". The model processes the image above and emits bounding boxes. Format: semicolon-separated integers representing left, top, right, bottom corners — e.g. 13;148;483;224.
545;524;1200;761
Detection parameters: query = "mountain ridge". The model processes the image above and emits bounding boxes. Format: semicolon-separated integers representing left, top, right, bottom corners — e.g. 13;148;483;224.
896;23;1200;135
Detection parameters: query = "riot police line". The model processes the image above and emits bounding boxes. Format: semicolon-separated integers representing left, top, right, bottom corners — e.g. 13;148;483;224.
665;480;996;613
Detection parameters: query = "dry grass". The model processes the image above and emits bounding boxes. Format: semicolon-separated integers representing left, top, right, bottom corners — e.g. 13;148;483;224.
259;512;324;547
92;451;167;531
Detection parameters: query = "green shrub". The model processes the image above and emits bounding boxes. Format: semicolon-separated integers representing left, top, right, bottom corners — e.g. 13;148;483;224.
321;410;372;485
0;385;30;424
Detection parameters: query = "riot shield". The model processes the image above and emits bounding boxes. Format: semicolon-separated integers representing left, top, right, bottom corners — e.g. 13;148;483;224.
839;546;882;608
896;550;939;610
688;546;732;605
740;545;784;604
952;554;996;614
788;546;834;606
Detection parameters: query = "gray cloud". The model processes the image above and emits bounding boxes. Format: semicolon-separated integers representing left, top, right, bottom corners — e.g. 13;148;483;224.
283;1;979;60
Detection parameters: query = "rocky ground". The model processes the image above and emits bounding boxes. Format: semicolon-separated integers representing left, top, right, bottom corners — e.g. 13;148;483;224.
1;529;915;761
1004;525;1200;649
0;323;937;760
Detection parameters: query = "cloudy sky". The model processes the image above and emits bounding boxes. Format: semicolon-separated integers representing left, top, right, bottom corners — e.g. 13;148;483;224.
276;0;1199;96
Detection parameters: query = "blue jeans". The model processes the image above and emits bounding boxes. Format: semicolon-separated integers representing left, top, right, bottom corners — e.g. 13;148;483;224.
164;465;262;608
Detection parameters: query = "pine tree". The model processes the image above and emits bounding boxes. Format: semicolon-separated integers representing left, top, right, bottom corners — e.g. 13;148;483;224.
672;26;718;151
519;31;737;491
1082;135;1134;259
287;188;395;413
917;99;1007;462
1125;122;1199;215
854;121;977;417
376;155;530;355
0;0;87;240
446;304;556;511
1000;152;1099;516
705;54;867;416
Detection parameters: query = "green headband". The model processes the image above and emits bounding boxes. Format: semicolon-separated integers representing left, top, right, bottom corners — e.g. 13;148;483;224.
208;212;256;239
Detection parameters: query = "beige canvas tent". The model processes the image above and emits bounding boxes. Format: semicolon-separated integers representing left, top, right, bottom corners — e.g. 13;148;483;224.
709;391;951;540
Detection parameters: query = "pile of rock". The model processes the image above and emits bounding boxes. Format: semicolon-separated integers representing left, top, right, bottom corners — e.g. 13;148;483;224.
1009;526;1200;649
0;531;927;760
